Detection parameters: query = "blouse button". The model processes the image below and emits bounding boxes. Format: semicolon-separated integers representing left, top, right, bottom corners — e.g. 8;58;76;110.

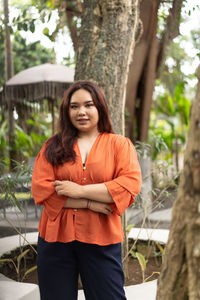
83;178;86;181
74;209;77;212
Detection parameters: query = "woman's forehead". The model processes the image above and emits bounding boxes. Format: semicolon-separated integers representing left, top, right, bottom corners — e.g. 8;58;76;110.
70;89;93;102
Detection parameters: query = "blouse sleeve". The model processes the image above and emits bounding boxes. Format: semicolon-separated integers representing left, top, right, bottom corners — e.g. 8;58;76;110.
104;136;142;216
31;144;66;221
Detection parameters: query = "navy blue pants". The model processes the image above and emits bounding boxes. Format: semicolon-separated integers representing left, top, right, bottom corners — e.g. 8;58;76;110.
37;236;127;300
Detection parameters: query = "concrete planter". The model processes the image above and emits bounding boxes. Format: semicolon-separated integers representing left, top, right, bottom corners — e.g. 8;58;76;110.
0;233;39;300
0;229;169;300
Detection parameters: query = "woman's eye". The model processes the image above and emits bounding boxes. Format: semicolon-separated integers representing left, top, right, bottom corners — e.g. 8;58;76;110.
86;103;94;107
70;105;78;109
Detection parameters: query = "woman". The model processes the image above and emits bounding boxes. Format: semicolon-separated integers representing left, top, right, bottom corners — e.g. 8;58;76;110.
31;80;142;300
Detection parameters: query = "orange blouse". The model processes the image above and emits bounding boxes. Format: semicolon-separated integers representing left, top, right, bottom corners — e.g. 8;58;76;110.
31;133;142;245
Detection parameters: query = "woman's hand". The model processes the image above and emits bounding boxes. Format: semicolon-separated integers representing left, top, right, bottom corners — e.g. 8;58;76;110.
54;180;83;198
54;180;113;216
63;197;112;215
89;201;113;215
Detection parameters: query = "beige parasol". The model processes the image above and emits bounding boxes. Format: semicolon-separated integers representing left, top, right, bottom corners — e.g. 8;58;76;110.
1;63;74;133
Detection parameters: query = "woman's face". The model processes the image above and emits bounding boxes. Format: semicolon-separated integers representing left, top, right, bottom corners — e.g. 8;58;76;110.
69;89;99;134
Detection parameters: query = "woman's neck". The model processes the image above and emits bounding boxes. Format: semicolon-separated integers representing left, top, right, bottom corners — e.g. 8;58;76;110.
78;130;100;140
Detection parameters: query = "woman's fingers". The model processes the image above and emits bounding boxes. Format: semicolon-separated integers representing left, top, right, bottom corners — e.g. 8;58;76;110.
54;180;62;186
89;201;112;215
55;186;64;195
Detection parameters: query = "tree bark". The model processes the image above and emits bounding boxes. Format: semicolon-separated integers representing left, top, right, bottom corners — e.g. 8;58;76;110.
74;0;140;276
75;0;140;134
156;65;200;299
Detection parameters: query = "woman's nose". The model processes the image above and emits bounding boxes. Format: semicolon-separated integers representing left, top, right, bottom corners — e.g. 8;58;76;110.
78;106;86;115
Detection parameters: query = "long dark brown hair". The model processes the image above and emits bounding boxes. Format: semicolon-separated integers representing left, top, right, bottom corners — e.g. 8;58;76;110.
45;80;114;165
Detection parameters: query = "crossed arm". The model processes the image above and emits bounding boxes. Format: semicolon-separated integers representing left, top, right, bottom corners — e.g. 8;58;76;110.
54;180;114;215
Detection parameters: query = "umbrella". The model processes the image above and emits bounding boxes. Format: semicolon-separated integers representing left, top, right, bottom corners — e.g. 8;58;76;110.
1;63;74;133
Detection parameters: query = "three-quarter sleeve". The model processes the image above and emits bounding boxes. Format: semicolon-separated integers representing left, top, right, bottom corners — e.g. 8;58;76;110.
31;144;66;221
104;137;141;216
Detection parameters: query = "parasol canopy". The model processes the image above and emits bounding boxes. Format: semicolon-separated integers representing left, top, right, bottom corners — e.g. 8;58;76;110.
0;63;74;134
1;63;74;103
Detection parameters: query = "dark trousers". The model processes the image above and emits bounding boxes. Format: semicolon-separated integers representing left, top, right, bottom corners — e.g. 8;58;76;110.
37;236;127;300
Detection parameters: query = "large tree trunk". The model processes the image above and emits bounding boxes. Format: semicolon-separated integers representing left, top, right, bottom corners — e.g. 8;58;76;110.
75;0;140;134
74;0;140;276
156;65;200;299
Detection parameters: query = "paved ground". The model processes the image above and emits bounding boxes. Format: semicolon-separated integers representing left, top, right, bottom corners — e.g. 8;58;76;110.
0;204;40;237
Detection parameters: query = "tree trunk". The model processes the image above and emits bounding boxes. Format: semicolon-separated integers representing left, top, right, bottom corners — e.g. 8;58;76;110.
125;0;161;141
137;0;159;141
156;0;184;76
74;0;140;276
3;0;13;80
3;0;15;171
125;0;184;143
156;65;200;300
64;0;82;52
75;0;140;134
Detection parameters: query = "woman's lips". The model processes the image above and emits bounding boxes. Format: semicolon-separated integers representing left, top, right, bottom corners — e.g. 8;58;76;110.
77;119;89;124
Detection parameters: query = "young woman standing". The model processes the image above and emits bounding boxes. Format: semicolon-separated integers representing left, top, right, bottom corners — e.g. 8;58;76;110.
31;80;141;300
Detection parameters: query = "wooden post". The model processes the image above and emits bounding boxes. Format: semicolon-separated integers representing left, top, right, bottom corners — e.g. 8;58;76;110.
51;99;55;135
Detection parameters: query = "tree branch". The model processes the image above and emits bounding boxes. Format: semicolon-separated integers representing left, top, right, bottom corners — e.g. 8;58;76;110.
64;0;82;52
156;0;184;77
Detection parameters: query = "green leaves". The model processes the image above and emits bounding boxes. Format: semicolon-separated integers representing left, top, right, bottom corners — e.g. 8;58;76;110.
0;158;33;213
0;258;14;264
130;250;148;282
15;125;33;158
17;249;30;267
150;81;191;160
135;252;147;274
29;21;35;33
23;265;37;280
126;224;134;235
0;247;37;282
43;26;49;36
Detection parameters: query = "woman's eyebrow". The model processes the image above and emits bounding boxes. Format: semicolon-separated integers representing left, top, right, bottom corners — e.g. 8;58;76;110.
70;100;93;104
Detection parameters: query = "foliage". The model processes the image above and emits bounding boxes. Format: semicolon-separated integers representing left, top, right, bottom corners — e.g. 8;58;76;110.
0;159;32;209
0;119;7;159
134;141;152;160
13;32;55;71
0;248;37;282
130;250;147;282
130;243;160;283
0;108;52;168
150;82;191;163
0;30;56;87
135;137;168;162
158;39;192;96
14;124;34;158
190;28;200;58
1;0;78;46
26;111;52;155
31;0;82;41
